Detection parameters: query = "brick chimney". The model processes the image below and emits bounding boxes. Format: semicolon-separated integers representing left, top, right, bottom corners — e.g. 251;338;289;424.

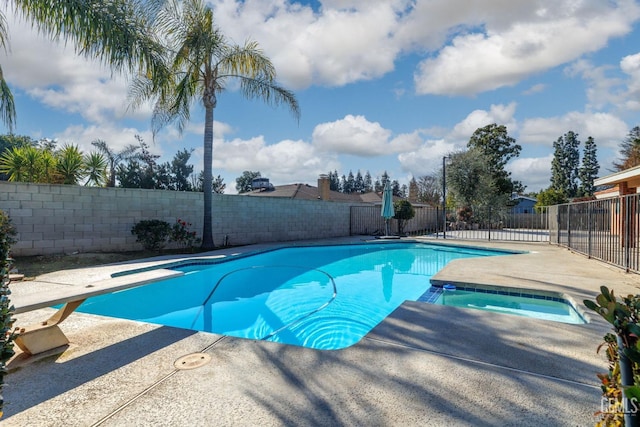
409;179;418;203
318;174;330;201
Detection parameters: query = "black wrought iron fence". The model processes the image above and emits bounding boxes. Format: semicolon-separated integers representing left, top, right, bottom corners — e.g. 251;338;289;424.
550;195;640;272
350;204;549;242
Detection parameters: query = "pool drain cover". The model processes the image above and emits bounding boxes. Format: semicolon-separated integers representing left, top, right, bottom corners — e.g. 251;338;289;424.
174;352;211;370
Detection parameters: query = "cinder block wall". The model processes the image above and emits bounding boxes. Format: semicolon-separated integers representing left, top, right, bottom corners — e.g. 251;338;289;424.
0;182;360;256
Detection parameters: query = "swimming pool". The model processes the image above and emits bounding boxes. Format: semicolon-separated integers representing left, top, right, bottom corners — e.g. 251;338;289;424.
425;285;586;324
74;242;510;350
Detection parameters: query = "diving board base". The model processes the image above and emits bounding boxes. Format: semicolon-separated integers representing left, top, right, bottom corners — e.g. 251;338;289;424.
14;325;69;356
14;299;85;356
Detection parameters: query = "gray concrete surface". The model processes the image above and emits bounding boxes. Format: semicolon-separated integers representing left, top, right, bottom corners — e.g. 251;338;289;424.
5;238;640;426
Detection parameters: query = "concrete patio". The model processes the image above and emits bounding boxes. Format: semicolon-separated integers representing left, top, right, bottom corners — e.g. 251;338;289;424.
5;238;640;426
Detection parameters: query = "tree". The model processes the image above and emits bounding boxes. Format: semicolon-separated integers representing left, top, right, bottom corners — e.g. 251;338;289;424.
170;149;194;191
128;0;299;249
535;188;568;211
415;174;441;206
55;144;86;184
550;131;580;198
363;171;373;192
328;170;340;191
236;171;261;194
83;152;107;186
468;123;523;195
393;200;415;236
211;174;225;194
614;126;640;171
0;145;55;183
0;13;15;132
446;148;507;208
354;170;364;193
91;139;140;187
578;136;599;197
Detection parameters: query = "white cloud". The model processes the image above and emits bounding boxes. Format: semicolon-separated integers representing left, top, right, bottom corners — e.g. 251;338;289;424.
450;103;518;140
621;52;640;110
54;124;155;157
2;14;133;124
312;115;392;156
213;135;339;185
519;112;629;148
397;139;456;176
413;0;640;95
508;155;554;192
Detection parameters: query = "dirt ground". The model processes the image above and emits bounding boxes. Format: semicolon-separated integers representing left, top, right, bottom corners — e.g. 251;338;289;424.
10;250;183;280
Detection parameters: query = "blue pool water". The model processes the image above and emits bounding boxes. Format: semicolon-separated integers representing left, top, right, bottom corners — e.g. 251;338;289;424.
430;287;586;324
75;243;510;350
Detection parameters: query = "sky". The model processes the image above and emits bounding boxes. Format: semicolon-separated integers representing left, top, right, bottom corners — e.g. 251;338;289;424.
3;0;640;194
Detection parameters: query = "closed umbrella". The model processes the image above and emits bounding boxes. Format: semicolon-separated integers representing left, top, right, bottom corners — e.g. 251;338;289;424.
381;181;395;236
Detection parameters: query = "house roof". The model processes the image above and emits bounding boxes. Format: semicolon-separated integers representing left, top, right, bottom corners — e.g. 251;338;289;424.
594;164;640;187
244;183;379;203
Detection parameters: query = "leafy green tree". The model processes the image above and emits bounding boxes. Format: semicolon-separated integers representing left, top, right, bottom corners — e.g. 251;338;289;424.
212;174;225;194
393;200;415;235
614;126;640;171
91;139;140;187
115;160;143;188
170;148;194;191
363;171;373;192
354;170;364;193
535;187;569;211
447;148;507;208
127;0;299;249
392;180;402;197
0;134;34;157
328;170;340;191
468;123;523;195
193;171;224;193
344;171;355;194
236;171;261;194
551;131;580;198
578;136;599;197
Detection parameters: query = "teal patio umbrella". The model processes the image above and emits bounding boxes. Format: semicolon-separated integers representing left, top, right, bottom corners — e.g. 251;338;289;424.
381;181;395;236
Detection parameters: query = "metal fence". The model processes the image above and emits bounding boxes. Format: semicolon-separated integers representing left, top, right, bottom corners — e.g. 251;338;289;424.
350;205;549;242
549;195;640;272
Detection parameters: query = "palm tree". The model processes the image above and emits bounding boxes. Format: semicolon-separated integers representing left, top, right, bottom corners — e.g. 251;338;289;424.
128;0;299;249
55;144;86;184
83;151;108;186
91;139;140;187
0;11;15;132
1;0;166;132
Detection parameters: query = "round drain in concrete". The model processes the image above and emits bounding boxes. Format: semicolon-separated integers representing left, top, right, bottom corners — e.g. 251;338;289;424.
174;352;211;370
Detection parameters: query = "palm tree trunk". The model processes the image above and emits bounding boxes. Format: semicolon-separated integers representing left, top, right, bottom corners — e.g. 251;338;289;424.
201;104;215;249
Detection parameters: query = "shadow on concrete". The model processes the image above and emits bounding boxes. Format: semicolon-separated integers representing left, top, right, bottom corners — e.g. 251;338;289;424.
4;326;196;418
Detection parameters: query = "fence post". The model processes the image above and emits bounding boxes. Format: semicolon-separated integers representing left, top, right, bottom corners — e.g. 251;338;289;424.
587;203;592;258
488;206;491;241
567;205;571;249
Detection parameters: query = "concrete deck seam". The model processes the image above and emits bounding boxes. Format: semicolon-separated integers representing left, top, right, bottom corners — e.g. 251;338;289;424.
90;369;180;427
364;337;599;390
90;336;229;427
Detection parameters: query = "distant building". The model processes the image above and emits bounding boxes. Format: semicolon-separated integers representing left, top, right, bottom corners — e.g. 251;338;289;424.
243;175;390;204
510;193;537;213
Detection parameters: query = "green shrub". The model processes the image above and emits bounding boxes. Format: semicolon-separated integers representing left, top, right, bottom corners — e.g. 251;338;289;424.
0;210;17;419
393;200;415;236
585;287;640;425
131;219;171;251
170;219;201;250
